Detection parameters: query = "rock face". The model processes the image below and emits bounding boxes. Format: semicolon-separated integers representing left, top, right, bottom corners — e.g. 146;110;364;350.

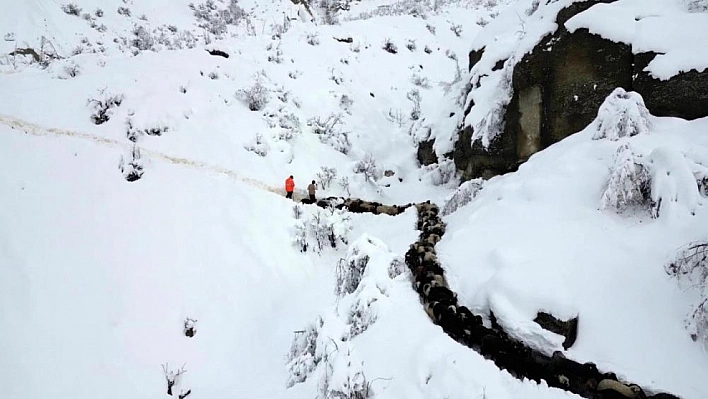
453;0;708;181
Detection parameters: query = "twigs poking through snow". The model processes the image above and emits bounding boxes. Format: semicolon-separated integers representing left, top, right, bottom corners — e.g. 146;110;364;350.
87;90;124;125
119;145;145;182
161;363;191;398
667;241;708;343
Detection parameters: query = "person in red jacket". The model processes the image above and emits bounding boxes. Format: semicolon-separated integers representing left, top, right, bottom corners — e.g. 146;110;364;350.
285;175;295;199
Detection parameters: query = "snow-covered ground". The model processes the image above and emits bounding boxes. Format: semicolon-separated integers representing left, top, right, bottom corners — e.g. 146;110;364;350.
2;1;708;399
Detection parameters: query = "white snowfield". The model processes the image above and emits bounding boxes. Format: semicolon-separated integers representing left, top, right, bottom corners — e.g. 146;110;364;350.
1;1;708;399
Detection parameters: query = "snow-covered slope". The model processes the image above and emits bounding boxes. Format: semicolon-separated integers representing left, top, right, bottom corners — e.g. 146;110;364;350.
2;1;708;399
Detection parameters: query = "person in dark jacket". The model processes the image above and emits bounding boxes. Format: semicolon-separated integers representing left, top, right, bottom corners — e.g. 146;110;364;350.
307;180;316;202
285;175;295;199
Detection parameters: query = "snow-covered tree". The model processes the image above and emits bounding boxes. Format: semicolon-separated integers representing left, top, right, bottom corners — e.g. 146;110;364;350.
353;154;382;182
335;250;369;297
600;143;651;213
592;88;651;141
309;114;351;154
287;318;322;387
441;178;484;216
317;166;338;190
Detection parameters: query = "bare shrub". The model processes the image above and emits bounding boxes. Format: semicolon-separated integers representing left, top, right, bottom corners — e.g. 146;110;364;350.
238;77;270;111
353;153;382;182
667;242;708;343
62;3;82;16
382;38;398;54
87;90;124;125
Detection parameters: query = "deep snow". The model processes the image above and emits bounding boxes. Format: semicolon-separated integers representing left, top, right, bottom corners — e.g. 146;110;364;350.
2;1;708;399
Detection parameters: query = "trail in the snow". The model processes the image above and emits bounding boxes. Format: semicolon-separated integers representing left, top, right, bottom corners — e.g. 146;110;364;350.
0;115;308;199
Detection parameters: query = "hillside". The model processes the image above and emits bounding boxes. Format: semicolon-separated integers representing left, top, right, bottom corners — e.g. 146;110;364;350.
1;1;707;399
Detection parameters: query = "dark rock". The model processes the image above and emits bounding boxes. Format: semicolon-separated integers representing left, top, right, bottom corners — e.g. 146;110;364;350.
468;47;484;71
417;139;437;166
492;58;506;71
634;52;708;120
207;49;229;58
534;312;579;349
384;169;395;177
333;36;353;43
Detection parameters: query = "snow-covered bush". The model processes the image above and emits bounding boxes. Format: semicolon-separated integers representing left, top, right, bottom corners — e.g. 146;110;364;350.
441;178;484;216
238;78;270;111
267;41;284;63
353;153;382;182
387;109;408;127
667;242;708;343
286;318;321;387
407;89;422;120
592;88;651;141
244;133;269;156
190;0;247;36
339;176;351;196
307;32;321;46
309;114;351;154
87;90;124;125
382;38;398;54
319;345;373;399
296;208;352;254
117;6;131;17
119;145;145;182
95;8;104;17
62;3;82;16
411;74;431;89
473;60;513;147
685;0;708;12
421;158;457;186
426;23;436;34
424;45;432;54
388;257;406;279
131;26;155;52
183;318;197;337
405;39;416;51
317;166;338;190
318;0;351;25
600;143;651;213
647;146;702;218
60;63;81;79
335;251;369;297
277;113;302;141
339;95;353;114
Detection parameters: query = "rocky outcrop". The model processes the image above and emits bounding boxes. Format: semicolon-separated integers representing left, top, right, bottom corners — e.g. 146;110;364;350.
454;0;708;181
417;139;437;166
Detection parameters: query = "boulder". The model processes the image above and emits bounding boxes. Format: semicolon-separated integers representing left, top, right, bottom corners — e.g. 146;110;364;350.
534;312;579;350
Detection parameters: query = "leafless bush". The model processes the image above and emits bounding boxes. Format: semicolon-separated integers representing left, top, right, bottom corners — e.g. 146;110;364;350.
87;90;124;125
353;153;382;182
238;77;270;111
667;242;708;343
308;114;351;154
62;3;82;16
382;38;398;54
